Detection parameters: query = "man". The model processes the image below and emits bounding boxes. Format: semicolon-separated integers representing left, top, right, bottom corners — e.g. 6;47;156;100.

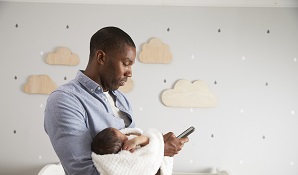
44;26;188;175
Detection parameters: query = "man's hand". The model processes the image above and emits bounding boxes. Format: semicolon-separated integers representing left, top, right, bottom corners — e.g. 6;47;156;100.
163;132;189;157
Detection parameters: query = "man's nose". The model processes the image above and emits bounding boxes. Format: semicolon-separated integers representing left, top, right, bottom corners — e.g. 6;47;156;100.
125;66;132;77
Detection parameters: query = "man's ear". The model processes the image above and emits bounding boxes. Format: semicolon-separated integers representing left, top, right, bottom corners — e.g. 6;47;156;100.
95;50;105;64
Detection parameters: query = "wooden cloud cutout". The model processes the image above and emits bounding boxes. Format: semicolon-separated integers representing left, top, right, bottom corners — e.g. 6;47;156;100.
46;47;80;66
162;79;217;108
139;38;172;64
24;75;57;95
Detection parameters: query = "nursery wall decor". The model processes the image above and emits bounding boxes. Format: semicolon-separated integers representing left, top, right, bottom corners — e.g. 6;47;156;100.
161;79;217;108
46;47;80;66
139;38;172;64
23;75;57;94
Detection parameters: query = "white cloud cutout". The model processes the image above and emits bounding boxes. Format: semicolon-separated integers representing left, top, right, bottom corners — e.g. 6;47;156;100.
162;79;217;108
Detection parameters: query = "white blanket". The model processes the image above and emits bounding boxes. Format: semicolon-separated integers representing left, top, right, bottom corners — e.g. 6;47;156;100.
92;128;173;175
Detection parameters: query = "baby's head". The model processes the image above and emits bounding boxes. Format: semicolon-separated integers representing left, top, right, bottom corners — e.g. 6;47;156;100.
92;127;128;155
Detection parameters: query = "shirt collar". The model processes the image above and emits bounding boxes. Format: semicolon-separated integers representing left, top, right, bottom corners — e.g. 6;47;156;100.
76;70;103;93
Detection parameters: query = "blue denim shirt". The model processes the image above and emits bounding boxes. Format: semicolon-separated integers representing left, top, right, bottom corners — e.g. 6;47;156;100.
44;70;135;175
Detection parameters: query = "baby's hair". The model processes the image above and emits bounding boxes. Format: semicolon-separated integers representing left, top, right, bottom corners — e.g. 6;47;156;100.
92;127;123;155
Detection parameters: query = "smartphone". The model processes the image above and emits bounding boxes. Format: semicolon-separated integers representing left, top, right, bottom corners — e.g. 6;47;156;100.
177;126;195;138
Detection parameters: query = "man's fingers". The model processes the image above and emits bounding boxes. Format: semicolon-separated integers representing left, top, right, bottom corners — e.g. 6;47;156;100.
180;137;189;144
163;132;174;140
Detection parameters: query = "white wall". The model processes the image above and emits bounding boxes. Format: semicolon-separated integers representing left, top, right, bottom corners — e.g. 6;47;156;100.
0;2;297;175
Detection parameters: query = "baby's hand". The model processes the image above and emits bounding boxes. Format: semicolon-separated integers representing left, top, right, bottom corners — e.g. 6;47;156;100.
122;140;137;152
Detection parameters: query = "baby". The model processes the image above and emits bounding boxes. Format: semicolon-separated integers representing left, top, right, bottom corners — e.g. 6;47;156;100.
91;127;149;155
91;127;173;175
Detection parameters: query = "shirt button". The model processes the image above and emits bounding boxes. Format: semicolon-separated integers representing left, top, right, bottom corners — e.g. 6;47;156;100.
105;99;108;101
90;89;94;92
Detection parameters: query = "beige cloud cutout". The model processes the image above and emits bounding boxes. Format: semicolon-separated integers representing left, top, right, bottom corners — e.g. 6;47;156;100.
162;79;217;108
24;75;57;95
46;47;80;66
118;77;134;93
139;38;172;64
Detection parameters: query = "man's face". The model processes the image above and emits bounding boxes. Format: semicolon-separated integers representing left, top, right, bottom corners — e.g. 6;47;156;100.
100;45;136;91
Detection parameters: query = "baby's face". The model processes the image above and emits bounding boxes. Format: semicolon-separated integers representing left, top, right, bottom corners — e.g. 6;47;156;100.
113;129;128;143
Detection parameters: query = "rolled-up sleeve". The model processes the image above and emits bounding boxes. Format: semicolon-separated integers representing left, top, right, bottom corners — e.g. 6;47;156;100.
44;90;100;175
